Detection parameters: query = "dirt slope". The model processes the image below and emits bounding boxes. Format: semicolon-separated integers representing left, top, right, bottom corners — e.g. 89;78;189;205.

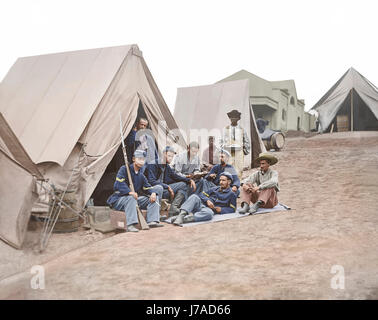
1;131;378;299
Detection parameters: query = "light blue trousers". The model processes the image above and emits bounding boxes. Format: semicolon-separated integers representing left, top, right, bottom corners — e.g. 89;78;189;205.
196;178;240;197
180;194;214;222
113;185;163;226
162;181;188;199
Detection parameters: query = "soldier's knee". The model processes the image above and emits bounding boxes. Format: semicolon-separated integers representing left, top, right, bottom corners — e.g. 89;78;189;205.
127;195;137;203
152;185;164;193
177;182;186;188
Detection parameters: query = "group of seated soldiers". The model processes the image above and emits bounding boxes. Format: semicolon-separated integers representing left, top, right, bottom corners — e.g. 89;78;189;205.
106;118;279;232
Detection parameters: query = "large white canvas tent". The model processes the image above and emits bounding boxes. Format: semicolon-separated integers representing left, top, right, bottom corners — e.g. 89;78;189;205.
0;112;43;248
174;79;266;168
311;67;378;133
0;44;186;217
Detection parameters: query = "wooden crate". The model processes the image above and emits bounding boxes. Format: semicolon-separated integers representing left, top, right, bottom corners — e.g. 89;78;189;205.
110;209;147;230
337;115;349;132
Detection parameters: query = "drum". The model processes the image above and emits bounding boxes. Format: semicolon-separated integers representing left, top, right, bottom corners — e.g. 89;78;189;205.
263;132;285;151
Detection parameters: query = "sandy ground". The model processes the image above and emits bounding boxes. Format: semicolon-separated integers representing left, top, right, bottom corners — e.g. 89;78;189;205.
1;131;378;300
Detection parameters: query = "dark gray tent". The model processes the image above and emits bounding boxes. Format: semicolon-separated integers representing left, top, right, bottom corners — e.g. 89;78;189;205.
311;68;378;133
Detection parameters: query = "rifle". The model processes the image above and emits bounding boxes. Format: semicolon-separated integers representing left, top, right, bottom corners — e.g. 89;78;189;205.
119;113;149;230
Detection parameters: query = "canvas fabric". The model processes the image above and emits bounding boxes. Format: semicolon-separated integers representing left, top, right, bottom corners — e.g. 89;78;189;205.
174;79;265;169
311;68;378;132
0;45;186;241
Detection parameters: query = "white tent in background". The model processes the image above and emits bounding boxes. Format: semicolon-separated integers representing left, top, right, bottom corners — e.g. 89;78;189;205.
311;67;378;133
174;79;265;168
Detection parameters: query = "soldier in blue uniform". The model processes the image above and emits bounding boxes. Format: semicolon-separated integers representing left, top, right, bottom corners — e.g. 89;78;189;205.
107;150;164;232
172;172;237;226
146;146;196;216
197;149;240;196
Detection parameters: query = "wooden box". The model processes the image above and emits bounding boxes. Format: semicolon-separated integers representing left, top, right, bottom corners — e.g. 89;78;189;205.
110;210;127;230
110;209;148;230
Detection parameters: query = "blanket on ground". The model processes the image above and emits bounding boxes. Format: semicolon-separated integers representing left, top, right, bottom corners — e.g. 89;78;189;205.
164;203;291;227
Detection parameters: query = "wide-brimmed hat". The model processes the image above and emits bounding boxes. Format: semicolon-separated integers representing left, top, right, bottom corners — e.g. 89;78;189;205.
254;152;278;165
227;109;241;119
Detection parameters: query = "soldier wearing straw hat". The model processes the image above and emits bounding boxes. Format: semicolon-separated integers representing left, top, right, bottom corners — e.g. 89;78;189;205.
238;152;279;215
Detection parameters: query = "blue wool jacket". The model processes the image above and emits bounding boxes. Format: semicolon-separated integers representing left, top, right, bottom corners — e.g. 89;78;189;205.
205;164;240;188
199;186;237;214
146;162;190;189
107;164;154;206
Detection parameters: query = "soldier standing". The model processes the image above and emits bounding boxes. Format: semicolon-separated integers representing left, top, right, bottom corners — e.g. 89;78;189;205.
220;109;250;177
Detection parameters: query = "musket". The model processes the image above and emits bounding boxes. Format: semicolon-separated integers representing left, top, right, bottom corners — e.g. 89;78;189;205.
119;113;149;230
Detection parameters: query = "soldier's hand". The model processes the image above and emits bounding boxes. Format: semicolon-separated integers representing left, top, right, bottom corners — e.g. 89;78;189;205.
190;179;196;192
150;192;157;203
168;186;175;200
252;186;260;192
129;192;138;200
232;186;238;193
207;200;215;209
209;173;216;179
215;207;222;213
242;184;251;191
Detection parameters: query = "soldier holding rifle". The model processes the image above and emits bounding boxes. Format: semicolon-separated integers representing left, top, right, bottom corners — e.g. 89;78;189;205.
107;149;164;232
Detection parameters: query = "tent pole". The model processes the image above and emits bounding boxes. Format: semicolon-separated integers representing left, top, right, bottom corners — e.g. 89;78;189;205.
351;89;354;131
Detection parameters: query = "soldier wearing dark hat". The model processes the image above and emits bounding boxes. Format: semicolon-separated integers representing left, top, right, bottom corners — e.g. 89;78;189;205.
238;152;279;215
220;109;250;177
107;150;164;232
172;171;237;226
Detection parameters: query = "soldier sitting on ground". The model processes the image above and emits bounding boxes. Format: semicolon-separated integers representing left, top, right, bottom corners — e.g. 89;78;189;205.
197;149;240;196
172;172;237;226
145;146;196;217
237;152;279;215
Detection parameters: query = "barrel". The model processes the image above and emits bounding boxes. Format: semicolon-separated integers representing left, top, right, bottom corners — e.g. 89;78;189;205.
52;208;80;233
49;190;80;233
263;132;285;151
336;115;349;132
29;209;80;234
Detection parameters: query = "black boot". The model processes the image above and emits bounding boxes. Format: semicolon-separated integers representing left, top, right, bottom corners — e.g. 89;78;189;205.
237;202;250;214
249;200;263;214
173;209;187;226
183;213;195;223
168;192;185;217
